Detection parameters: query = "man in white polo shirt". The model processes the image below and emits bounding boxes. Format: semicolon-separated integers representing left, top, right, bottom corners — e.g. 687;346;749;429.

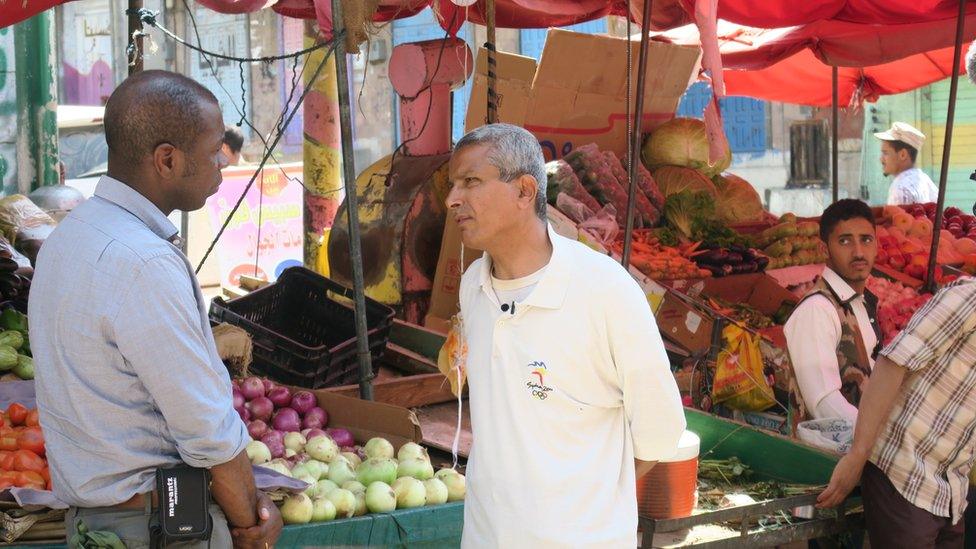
447;123;685;549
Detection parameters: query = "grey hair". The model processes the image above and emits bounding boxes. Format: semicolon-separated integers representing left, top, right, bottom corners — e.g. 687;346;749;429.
455;123;548;219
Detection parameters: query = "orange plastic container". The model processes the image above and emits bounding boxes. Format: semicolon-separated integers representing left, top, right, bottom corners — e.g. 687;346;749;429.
636;430;700;519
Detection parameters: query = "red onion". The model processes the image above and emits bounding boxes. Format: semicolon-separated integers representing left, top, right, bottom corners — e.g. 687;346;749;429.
262;378;276;394
267;386;293;409
260;431;285;459
303;407;328;430
247;397;274;422
302;428;327;440
240;376;265;400
237;407;250;422
232;389;245;411
326;427;354;448
248;420;269;440
290;391;317;415
272;408;302;433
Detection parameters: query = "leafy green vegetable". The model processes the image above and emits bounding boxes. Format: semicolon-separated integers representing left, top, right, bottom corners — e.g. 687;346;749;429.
691;218;750;248
651;227;679;247
663;190;716;240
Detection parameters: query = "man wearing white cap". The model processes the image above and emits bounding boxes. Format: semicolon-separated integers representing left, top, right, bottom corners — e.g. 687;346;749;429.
875;122;938;206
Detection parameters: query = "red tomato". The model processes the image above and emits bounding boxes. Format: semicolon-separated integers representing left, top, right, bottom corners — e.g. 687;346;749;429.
11;450;45;473
0;454;14;471
39;467;49;484
0;436;18;453
7;404;27;427
25;410;38;428
17;428;43;456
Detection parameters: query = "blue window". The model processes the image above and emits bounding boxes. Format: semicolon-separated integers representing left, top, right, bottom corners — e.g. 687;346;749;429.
518;19;608;61
677;82;767;153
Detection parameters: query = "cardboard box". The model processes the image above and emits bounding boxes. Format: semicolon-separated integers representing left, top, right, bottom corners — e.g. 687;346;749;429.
310;388;423;450
657;273;799;353
465;49;538;132
464;30;701;161
425;216;483;334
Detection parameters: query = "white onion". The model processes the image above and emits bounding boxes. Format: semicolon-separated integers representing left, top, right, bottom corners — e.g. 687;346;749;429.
341;480;366;494
363;437;395;460
392;477;426;509
306;435;339;463
397;442;429;462
311;497;336;522
281;493;313;524
397;457;434;481
327;456;358;485
365;481;397;513
327;488;357;519
283;432;307;454
435;469;466;502
341;451;362;469
423;478;448;505
356;458;398;486
245;441;272;465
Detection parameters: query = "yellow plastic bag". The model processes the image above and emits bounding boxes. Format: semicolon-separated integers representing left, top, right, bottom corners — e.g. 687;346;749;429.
437;314;467;397
712;324;775;412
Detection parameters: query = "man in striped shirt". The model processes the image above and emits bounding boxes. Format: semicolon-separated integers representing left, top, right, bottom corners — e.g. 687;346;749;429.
818;277;976;547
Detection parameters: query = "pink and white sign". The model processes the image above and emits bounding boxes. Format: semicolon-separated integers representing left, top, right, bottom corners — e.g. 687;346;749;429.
206;163;304;287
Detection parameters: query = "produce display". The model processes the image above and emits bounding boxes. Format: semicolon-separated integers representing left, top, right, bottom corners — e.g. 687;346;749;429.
652;165;718;200
0;402;49;491
611;232;709;280
234;377;464;525
256;435;465;524
560;144;662;228
0;310;32;381
693;246;769;278
866;277;933;345
754;215;826;270
641;117;731;178
713;173;766;225
878;203;974;279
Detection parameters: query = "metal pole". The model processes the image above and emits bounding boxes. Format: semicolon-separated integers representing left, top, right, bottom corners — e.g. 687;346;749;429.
14;11;59;193
128;0;145;74
925;0;967;292
485;0;498;123
622;0;654;268
330;0;374;400
831;65;839;204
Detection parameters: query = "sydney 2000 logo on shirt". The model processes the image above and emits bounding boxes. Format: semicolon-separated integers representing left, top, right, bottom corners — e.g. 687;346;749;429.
526;361;553;400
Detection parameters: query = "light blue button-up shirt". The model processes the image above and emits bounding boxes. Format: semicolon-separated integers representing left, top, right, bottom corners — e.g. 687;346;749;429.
28;176;248;508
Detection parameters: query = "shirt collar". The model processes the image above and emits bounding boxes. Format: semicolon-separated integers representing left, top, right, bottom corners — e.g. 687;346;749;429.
93;175;179;242
821;267;860;304
477;224;571;310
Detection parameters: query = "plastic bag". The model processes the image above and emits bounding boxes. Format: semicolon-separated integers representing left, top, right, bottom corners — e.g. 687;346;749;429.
712;324;775;412
437;314;467;397
0;195;57;265
797;418;853;454
555;193;595;225
578;204;620;248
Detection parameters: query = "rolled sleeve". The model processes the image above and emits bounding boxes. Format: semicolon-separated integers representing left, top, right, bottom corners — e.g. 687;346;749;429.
114;254;248;468
607;280;685;462
882;283;976;372
784;297;850;417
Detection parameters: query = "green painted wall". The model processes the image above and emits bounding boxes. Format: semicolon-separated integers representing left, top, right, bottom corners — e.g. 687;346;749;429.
0;27;16;195
862;79;976;210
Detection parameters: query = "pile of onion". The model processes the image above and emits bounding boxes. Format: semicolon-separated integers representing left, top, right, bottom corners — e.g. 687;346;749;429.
233;376;333;459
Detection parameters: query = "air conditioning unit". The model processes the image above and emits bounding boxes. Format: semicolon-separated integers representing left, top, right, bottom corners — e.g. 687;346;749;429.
788;120;829;188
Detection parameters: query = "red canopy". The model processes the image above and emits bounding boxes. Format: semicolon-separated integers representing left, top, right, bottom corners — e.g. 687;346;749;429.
654;17;976;106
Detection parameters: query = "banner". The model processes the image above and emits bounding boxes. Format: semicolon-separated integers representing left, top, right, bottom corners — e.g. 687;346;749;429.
206;163;304;287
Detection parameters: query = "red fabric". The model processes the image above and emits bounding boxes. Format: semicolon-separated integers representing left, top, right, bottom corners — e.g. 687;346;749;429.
706;0;976;28
654;16;975;106
723;47;965;107
0;0;72;29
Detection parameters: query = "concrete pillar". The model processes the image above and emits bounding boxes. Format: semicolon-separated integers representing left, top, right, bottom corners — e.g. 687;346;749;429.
14;11;59;192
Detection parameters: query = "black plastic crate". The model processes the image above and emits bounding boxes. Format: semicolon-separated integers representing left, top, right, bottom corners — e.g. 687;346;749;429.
209;267;395;389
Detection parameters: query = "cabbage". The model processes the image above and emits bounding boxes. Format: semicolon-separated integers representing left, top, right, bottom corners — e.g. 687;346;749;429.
651;166;717;199
714;173;765;224
641;117;732;177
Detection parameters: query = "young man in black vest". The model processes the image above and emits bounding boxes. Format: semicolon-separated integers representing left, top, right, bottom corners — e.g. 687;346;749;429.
785;199;881;422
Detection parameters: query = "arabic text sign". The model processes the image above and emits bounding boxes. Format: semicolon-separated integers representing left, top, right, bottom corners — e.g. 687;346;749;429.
206;163;304;287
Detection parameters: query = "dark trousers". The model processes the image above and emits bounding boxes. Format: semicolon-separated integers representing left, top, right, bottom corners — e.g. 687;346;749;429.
863;462;965;549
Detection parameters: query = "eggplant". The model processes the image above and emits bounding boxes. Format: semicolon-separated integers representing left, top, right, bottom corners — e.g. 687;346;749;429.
726;252;744;264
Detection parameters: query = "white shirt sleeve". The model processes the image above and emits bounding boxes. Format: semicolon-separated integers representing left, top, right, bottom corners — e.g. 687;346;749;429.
606;279;685;462
785;296;857;421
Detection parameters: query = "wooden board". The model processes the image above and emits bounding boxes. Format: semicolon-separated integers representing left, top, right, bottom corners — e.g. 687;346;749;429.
416;401;472;459
327;373;456;409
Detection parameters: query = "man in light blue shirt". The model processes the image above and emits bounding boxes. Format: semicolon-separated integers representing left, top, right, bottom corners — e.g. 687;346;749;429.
29;70;281;547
